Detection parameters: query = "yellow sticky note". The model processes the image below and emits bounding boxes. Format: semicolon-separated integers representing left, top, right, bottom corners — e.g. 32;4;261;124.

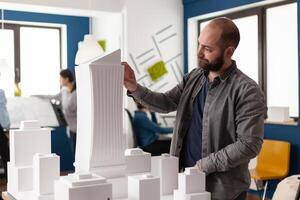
97;40;106;52
147;61;168;81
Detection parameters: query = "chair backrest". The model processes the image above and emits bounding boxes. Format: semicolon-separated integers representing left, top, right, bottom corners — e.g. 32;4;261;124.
256;139;290;177
124;108;138;148
0;123;3;134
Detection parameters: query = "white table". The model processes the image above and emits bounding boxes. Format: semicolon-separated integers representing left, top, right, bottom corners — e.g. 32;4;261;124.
118;195;173;200
3;192;174;200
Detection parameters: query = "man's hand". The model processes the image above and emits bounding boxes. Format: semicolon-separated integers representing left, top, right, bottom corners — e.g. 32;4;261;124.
194;160;203;171
122;62;138;92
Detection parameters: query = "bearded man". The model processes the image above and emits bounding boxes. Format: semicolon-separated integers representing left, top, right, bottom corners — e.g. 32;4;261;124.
123;17;267;200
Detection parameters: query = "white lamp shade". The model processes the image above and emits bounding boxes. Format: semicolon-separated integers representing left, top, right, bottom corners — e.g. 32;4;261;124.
75;34;104;65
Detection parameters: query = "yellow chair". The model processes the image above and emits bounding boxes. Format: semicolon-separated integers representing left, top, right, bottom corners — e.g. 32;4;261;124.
250;139;291;200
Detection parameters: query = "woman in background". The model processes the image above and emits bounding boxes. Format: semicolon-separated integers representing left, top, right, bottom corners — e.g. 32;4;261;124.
34;69;77;157
55;69;77;155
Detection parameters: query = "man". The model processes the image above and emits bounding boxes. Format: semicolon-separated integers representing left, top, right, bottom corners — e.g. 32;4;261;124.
123;17;267;200
133;102;173;156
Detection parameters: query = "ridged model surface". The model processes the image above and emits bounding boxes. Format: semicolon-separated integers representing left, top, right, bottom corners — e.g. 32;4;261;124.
75;49;126;172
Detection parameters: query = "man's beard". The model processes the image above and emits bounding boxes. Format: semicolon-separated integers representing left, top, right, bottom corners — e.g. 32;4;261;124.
198;52;225;72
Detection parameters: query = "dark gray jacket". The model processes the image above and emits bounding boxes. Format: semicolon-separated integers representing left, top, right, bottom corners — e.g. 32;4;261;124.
129;61;267;200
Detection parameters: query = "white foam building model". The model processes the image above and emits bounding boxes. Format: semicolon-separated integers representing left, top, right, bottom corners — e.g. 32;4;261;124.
75;34;104;65
75;49;127;198
6;50;212;200
7;120;60;200
174;167;210;200
54;172;112;200
267;106;290;122
151;154;178;195
272;175;300;200
33;153;60;200
128;174;160;200
126;148;160;200
125;148;151;175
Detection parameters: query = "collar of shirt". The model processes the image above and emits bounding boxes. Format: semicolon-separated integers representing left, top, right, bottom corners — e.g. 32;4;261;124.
219;60;237;82
202;60;237;90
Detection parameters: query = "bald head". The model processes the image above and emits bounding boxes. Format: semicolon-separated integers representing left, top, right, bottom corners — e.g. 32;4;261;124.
197;17;240;72
206;17;240;49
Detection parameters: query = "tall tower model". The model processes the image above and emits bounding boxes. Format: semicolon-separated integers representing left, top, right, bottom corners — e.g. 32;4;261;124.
75;49;126;176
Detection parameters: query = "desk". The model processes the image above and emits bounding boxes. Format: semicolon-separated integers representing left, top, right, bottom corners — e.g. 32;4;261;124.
159;114;176;127
119;195;173;200
158;133;173;141
2;191;173;200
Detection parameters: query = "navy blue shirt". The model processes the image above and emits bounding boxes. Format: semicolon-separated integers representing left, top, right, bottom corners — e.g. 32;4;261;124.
182;78;208;168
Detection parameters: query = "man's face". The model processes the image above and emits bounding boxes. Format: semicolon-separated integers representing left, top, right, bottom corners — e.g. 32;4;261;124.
197;26;225;72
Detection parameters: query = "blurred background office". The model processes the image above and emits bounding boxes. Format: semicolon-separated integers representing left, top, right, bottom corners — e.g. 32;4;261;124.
0;0;299;199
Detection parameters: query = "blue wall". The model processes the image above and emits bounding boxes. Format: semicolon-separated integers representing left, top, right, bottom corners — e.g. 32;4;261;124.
183;0;300;196
0;9;90;71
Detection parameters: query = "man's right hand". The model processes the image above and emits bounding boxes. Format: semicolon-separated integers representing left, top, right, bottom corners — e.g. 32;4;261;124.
122;61;138;92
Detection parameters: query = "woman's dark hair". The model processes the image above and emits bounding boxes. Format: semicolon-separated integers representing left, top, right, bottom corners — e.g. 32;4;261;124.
60;69;74;82
60;69;76;92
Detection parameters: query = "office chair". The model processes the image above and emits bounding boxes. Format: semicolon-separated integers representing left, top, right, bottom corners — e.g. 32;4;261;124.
250;139;290;200
0;124;9;181
124;108;138;148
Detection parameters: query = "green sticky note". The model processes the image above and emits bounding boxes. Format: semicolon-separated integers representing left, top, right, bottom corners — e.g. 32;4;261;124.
147;61;168;81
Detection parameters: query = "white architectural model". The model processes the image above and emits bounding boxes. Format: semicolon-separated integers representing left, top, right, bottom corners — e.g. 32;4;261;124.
174;167;210;200
75;49;128;198
7;162;33;194
8;121;51;197
273;175;300;200
75;49;126;176
7;120;60;200
54;172;112;200
6;49;212;200
33;154;60;200
151;154;178;195
267;106;290;122
125;148;151;175
75;34;104;65
128;174;160;200
10;121;51;167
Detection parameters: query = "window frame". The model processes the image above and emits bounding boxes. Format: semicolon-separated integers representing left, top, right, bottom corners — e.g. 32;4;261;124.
197;0;298;118
2;23;62;84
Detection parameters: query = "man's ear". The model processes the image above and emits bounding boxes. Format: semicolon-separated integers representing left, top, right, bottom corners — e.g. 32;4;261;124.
225;46;235;58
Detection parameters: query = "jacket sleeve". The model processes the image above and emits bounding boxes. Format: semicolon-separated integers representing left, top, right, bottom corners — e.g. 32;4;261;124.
198;83;267;174
128;71;192;113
